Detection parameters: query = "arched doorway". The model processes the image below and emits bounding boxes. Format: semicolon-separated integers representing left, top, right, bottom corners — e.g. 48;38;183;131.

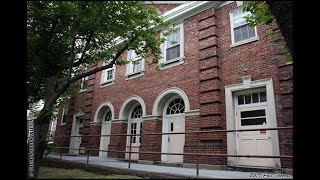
162;95;185;163
94;102;114;157
125;103;143;160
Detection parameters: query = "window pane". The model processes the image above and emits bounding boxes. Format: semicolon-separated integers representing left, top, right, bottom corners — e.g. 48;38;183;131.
241;110;266;118
234;27;242;43
245;94;252;104
241;25;249;40
241;118;266;126
248;26;256;38
252;93;259;103
238;95;244;105
260;92;267;102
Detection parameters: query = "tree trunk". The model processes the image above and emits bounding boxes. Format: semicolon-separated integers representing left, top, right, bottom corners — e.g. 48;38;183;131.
266;1;293;57
27;75;71;178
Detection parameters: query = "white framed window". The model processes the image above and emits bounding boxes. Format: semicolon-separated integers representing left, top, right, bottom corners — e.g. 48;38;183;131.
160;23;184;69
80;76;89;92
101;63;116;85
126;50;145;80
60;106;68;125
230;7;258;47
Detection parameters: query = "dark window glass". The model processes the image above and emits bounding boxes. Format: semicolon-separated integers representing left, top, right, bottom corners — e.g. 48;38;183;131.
252;93;259;103
241;118;266;126
238;95;244;105
241;110;266;118
171;122;174;132
245;94;252;104
260;92;267;102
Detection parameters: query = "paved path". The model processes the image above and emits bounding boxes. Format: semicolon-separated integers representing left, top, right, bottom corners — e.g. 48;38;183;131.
47;154;292;179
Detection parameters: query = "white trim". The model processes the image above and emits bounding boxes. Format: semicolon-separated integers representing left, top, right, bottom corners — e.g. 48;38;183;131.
144;1;190;4
236;1;243;7
216;1;234;9
160;1;222;24
185;109;200;116
225;78;281;168
229;6;259;47
94;101;115;123
119;96;147;120
152;87;190;116
142;115;162;121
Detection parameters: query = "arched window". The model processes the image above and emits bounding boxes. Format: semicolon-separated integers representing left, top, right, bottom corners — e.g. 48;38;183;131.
104;110;112;122
131;105;142;119
166;98;185;115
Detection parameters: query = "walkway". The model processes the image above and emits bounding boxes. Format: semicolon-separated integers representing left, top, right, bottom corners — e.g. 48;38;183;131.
46;154;292;179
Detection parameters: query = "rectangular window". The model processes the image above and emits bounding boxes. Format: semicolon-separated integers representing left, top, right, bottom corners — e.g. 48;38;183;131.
230;7;257;45
240;109;267;126
237;91;267;105
80;76;89;91
101;64;115;84
61;107;68;124
159;23;184;69
129;50;143;74
139;122;142;144
166;28;181;61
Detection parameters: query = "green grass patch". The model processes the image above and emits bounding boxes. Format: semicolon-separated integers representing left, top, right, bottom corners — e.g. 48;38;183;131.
38;167;147;179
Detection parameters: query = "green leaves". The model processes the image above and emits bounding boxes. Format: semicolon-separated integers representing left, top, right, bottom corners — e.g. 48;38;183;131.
28;1;169;107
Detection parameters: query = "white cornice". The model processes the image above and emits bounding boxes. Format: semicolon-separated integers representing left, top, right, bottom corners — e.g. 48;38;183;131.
161;1;222;24
144;1;190;4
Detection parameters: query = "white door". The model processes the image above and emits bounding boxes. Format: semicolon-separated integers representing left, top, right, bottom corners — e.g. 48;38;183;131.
99;110;112;156
167;115;185;163
162;97;185;163
125;104;143;160
74;116;84;155
236;91;274;167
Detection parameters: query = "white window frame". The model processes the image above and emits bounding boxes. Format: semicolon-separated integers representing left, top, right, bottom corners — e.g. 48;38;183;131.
79;76;89;92
60;106;68;125
101;63;116;87
229;6;259;47
159;22;185;70
125;49;145;80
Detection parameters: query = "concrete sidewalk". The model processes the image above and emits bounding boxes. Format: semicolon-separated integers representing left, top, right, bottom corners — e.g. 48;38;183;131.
46;154;292;179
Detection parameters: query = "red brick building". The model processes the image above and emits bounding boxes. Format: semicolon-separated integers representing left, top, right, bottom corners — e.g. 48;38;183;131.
54;1;293;172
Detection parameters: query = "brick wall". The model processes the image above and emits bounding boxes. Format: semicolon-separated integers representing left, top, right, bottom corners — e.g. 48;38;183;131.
54;2;292;169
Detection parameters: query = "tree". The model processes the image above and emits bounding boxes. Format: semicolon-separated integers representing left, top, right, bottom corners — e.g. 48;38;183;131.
242;1;293;59
27;1;172;178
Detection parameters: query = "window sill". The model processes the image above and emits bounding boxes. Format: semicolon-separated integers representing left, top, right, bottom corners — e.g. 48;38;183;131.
60;123;66;127
125;70;145;80
159;56;185;70
100;80;115;88
79;89;87;93
230;37;259;48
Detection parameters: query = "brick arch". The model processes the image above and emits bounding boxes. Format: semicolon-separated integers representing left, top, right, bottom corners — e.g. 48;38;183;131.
152;87;190;116
119;96;146;120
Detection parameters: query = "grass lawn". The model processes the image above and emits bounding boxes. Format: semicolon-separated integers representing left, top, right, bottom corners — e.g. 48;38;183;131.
38;167;147;179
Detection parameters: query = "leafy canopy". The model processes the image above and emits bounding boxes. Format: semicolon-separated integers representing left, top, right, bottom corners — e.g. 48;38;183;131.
27;1;171;107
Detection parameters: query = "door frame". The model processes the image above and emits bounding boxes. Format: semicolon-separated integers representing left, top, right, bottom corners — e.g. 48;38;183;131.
125;103;143;160
225;78;281;168
99;110;112;156
69;112;85;155
161;95;185;162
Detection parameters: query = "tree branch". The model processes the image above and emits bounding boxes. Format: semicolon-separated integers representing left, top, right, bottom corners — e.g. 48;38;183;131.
70;38;135;83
